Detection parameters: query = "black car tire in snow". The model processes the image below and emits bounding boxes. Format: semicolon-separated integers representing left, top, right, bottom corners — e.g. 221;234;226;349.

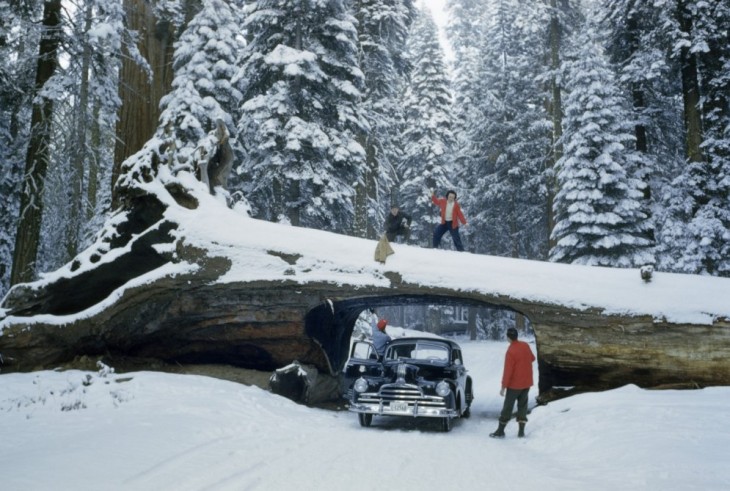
358;413;373;427
441;416;452;432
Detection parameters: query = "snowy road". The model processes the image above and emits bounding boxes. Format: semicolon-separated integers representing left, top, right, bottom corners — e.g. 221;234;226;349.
1;340;729;491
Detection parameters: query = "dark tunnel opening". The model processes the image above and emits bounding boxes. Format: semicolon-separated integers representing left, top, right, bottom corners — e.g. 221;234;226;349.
304;294;529;375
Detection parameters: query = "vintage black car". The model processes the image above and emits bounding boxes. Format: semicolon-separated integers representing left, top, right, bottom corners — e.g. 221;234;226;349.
343;337;474;432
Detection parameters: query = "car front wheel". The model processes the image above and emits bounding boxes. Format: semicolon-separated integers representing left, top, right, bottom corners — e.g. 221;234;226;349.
441;416;452;432
358;413;373;427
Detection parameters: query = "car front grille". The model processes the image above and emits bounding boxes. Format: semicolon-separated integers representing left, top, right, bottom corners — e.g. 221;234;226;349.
358;383;446;408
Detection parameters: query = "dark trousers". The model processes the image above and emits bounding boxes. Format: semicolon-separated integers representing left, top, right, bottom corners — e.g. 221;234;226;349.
499;388;529;424
386;226;410;243
432;221;464;251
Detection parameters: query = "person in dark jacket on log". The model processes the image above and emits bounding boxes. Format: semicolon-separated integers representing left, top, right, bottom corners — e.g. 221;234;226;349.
385;205;412;243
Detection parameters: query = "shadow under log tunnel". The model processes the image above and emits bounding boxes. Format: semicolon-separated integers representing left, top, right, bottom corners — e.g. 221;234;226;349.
304;294;531;376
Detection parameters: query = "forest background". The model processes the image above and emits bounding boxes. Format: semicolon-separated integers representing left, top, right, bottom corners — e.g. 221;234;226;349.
1;0;728;307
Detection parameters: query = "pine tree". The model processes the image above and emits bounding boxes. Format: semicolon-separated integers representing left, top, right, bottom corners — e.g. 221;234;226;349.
445;0;487;218
654;0;730;275
0;0;39;295
33;0;132;276
236;0;367;231
550;27;654;267
399;9;456;246
352;0;415;238
457;0;552;258
696;0;730;276
11;0;64;285
157;0;245;174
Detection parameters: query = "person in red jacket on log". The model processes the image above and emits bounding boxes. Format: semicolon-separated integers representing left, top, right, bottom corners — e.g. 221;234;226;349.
490;327;536;439
430;189;467;251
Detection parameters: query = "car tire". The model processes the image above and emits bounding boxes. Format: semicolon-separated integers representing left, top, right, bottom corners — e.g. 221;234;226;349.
358;413;373;427
462;405;471;418
441;416;452;432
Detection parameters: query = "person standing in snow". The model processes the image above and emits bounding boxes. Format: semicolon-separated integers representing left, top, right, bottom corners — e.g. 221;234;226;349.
490;327;536;439
372;318;392;358
385;205;412;243
430;189;467;251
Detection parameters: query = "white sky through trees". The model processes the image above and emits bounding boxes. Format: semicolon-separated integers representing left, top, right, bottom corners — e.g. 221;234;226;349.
419;0;453;61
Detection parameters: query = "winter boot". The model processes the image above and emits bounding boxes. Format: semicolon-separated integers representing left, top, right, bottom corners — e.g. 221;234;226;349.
518;422;526;438
489;423;506;438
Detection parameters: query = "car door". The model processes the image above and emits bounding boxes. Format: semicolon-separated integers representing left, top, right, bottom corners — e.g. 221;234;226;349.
451;348;468;406
341;340;380;396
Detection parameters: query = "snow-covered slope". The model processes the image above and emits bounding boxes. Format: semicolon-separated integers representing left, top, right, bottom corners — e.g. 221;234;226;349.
1;340;728;491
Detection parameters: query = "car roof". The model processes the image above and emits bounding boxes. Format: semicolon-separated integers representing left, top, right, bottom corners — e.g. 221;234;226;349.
387;337;461;350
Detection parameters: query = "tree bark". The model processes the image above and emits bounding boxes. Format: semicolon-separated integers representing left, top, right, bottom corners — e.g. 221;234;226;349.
676;1;704;165
624;10;651;200
10;0;62;285
112;0;176;209
353;134;377;239
67;1;94;260
545;0;563;252
352;135;370;237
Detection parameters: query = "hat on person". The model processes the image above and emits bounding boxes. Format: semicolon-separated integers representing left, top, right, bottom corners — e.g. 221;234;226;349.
507;327;518;340
377;319;388;330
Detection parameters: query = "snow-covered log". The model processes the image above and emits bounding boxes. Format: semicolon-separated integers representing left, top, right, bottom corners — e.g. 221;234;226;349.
1;143;730;401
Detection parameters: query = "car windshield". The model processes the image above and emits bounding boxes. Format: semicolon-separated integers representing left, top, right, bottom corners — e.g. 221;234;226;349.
384;342;449;362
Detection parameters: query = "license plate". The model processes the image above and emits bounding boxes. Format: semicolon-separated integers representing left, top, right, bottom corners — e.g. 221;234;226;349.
390;401;408;412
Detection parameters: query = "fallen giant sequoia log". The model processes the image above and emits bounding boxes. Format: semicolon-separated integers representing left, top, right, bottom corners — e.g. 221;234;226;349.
2;143;730;402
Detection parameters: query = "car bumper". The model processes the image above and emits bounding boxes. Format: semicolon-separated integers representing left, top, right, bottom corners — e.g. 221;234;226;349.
349;401;458;418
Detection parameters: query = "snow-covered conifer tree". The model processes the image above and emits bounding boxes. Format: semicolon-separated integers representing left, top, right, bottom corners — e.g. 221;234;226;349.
0;1;38;295
445;0;487;207
31;0;138;274
157;0;245;174
654;0;730;276
235;0;367;232
399;9;456;246
550;27;654;267
352;0;415;238
456;0;551;258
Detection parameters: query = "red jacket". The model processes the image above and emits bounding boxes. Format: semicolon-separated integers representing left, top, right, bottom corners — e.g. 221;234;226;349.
431;195;467;229
501;340;535;390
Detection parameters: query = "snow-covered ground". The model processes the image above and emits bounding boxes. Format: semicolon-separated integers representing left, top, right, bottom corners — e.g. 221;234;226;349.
2;337;728;491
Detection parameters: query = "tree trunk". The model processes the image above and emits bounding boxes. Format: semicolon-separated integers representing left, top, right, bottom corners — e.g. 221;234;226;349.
365;140;380;240
112;0;176;209
353;134;380;239
10;0;62;285
67;1;94;259
546;0;563;252
287;179;301;227
468;307;477;341
625;11;651;200
86;105;101;221
676;1;704;164
353;134;369;238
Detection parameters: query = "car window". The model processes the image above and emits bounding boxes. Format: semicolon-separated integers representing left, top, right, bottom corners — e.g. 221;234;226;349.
386;344;415;360
385;342;449;362
350;341;374;360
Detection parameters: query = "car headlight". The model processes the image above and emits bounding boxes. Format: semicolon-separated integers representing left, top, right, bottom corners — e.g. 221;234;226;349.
436;381;451;397
354;377;369;393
